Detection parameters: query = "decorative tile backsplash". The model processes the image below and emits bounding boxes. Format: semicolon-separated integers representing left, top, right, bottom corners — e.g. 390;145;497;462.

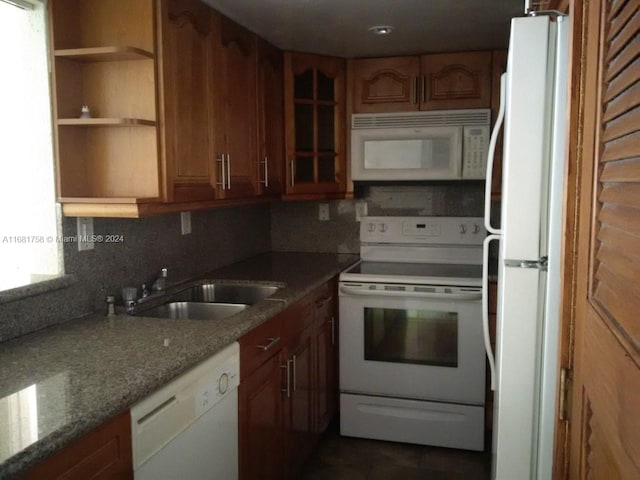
271;183;485;254
0;204;271;342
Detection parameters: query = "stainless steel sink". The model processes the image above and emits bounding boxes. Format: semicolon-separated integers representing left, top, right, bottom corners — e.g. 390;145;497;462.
169;283;279;305
129;282;280;320
135;302;248;320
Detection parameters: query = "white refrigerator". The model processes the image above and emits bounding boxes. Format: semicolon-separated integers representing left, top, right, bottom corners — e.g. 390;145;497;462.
482;14;568;480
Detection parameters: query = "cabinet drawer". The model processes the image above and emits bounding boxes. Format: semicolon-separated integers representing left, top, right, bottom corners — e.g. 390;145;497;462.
240;314;284;378
283;293;314;342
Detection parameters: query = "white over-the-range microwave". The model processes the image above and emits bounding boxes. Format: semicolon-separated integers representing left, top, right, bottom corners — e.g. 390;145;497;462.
351;109;490;181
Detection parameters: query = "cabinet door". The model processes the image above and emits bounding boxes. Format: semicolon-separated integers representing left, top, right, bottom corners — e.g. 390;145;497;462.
314;293;338;433
352;56;421;113
238;350;286;480
421;51;492;110
257;38;284;195
284;52;346;196
286;326;315;479
158;0;217;203
25;411;132;479
215;14;258;199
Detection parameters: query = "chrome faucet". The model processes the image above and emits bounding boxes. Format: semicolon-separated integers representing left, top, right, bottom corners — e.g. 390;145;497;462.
142;267;168;296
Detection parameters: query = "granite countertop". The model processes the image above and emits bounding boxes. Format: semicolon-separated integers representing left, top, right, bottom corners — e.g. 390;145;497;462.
0;252;358;478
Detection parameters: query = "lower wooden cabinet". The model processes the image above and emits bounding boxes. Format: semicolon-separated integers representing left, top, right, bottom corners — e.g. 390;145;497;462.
238;279;339;480
238;349;287;480
25;411;132;480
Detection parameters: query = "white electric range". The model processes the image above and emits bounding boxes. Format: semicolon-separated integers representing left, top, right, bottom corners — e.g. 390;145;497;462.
339;216;487;451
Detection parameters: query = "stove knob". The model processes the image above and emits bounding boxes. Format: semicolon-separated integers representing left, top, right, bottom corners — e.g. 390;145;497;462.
458;224;467;234
379;223;387;232
473;224;481;234
367;223;376;232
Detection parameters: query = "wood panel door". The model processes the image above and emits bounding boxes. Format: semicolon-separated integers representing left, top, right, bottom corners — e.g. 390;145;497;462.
314;291;337;434
564;0;640;478
352;56;421;113
257;38;284;195
157;0;217;203
420;51;492;110
286;325;315;479
214;13;258;199
238;349;286;480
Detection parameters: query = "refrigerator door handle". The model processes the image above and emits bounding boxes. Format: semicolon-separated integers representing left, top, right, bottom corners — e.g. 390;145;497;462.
484;73;506;235
483;234;499;391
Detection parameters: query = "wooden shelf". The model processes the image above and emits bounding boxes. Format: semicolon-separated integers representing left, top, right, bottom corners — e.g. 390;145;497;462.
58;196;159;204
57;118;156;127
54;46;154;62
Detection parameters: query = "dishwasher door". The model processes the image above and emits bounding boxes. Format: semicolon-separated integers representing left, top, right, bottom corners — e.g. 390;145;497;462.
135;390;238;480
131;342;239;480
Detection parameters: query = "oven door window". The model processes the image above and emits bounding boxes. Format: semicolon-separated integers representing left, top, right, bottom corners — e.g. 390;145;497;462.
364;307;458;367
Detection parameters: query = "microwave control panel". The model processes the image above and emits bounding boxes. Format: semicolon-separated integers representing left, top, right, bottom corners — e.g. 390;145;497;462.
462;126;490;179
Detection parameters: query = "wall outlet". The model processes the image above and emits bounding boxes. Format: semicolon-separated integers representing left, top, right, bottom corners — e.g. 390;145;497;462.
318;203;330;221
181;212;192;235
355;201;368;222
77;217;94;251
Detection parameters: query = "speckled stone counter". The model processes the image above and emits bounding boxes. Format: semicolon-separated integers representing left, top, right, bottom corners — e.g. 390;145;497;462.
0;252;358;478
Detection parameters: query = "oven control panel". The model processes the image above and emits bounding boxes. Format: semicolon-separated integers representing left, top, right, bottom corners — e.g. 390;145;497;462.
361;217;486;245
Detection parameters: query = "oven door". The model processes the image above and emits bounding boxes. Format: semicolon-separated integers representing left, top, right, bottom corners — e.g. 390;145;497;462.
339;282;485;405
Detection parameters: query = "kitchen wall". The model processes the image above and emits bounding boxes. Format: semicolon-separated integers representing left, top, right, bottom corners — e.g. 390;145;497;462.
271;183;486;253
0;204;271;342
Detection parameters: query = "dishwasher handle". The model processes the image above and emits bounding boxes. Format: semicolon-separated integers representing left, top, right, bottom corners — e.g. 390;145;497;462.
339;285;481;301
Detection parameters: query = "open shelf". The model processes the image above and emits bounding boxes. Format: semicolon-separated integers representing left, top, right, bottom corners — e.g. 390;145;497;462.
57;118;156;127
54;46;154;62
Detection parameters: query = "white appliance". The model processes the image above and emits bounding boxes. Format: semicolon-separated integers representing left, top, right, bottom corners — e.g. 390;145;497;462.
351;109;490;181
339;216;487;451
131;342;240;480
482;13;568;480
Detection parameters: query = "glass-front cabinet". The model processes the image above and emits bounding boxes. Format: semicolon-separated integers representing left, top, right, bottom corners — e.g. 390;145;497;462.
284;52;346;196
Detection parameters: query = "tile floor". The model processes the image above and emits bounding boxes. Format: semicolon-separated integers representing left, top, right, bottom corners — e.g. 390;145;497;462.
300;426;491;480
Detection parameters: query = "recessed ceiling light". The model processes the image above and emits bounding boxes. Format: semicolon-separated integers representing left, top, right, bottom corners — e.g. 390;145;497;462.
368;25;394;35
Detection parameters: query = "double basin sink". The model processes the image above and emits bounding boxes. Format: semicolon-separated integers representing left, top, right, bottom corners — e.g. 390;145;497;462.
130;282;280;321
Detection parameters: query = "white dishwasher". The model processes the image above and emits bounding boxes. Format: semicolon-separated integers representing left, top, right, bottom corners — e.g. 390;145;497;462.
131;342;240;480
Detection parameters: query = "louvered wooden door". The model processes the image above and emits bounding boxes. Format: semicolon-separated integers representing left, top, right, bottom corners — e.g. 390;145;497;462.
568;0;640;477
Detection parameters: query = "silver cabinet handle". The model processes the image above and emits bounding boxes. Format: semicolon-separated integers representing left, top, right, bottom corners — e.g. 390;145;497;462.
290;160;295;188
280;361;291;398
260;156;269;188
330;316;335;346
413;76;418;104
291;355;297;391
256;336;280;351
422;75;427;104
217;155;226;190
226;154;231;190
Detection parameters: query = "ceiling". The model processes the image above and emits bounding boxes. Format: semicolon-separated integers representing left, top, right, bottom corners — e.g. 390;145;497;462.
202;0;524;58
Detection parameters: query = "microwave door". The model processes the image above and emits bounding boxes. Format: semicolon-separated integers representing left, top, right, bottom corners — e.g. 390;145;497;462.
353;126;462;180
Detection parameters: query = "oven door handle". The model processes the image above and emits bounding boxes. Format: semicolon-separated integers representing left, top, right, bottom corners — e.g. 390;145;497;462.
339;286;481;301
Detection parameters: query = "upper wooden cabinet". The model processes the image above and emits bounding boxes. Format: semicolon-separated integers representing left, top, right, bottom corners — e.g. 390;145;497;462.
157;0;217;203
213;14;259;199
49;0;160;215
421;51;492;110
257;38;284;195
352;56;421;112
352;51;493;113
284;52;347;197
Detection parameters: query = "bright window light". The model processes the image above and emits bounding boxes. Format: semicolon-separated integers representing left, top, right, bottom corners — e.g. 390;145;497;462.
0;0;62;291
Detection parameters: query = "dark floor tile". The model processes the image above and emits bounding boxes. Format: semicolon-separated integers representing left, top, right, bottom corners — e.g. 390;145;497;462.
314;431;422;469
299;463;368;480
368;464;423;480
419;446;490;476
